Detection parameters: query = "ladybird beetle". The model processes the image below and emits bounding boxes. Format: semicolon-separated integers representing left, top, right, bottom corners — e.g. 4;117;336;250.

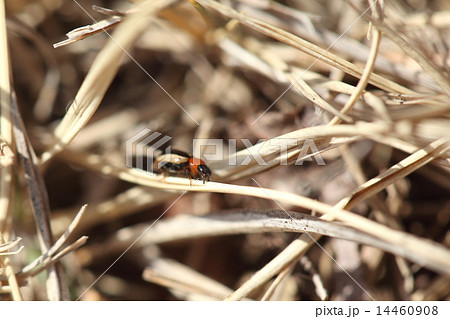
153;149;211;184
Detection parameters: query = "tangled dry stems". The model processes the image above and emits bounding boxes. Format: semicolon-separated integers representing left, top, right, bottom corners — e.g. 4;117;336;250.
1;0;449;300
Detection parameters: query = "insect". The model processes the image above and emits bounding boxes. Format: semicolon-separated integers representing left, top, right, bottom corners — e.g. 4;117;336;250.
153;149;212;184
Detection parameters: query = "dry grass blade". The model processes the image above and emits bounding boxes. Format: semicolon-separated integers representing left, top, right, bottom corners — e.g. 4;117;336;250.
0;235;23;301
328;3;382;125
22;205;88;274
338;138;449;209
53;16;123;49
260;261;296;301
80;207;450;276
52;3;128;49
143;258;238;300
0;0;22;301
10;90;69;300
0;237;22;256
369;135;450;169
22;237;88;278
0;138;14;168
288;75;353;122
411;277;450;301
